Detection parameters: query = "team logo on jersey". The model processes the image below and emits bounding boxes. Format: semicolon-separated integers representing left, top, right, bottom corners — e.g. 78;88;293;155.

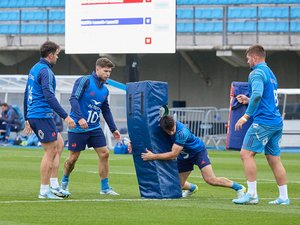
28;74;34;80
38;130;44;140
52;132;56;137
91;99;102;106
90;91;95;96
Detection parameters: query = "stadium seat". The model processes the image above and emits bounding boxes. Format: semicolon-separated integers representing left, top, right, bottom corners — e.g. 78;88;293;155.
176;0;199;5
291;7;300;18
0;11;19;21
0;0;9;8
195;8;223;19
0;24;19;34
195;22;222;32
21;24;47;34
7;0;19;8
49;24;65;34
259;21;288;32
291;21;300;32
177;8;194;19
259;7;289;18
228;7;257;19
49;10;65;21
176;22;193;33
46;0;65;7
21;11;47;21
228;21;257;32
23;0;39;8
176;0;225;5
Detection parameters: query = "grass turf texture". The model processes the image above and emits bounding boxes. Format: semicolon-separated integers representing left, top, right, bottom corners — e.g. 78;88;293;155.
0;147;299;225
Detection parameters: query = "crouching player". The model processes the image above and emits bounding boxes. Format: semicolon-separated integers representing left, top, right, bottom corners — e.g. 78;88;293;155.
142;115;246;199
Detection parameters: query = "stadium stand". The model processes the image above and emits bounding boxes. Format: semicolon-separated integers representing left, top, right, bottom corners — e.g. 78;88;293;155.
175;0;300;49
0;0;64;8
0;0;299;46
176;0;300;5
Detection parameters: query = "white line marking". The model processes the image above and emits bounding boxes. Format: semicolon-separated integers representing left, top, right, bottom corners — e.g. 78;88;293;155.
0;198;298;204
0;198;184;204
85;171;300;183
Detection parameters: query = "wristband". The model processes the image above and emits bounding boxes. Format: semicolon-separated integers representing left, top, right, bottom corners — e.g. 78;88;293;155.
241;117;248;122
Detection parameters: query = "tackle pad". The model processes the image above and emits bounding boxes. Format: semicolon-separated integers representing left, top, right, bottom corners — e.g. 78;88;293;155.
126;81;182;199
226;81;253;150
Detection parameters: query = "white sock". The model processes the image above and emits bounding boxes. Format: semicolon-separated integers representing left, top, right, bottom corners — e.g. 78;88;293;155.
50;178;59;189
40;184;50;195
247;180;257;198
278;184;288;201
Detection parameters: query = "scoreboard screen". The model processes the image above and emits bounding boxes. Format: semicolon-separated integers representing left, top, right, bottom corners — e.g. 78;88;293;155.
65;0;176;54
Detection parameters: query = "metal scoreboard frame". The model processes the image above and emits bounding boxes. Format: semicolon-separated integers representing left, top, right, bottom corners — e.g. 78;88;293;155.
65;0;176;54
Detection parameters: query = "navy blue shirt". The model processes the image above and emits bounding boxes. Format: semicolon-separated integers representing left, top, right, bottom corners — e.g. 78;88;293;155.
69;72;117;133
24;58;68;120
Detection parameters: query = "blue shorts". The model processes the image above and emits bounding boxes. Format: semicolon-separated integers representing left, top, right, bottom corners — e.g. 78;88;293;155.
28;118;57;143
177;148;211;173
68;128;106;152
242;123;282;156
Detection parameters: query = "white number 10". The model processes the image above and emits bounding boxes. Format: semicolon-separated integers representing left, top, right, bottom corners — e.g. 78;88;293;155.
87;110;99;123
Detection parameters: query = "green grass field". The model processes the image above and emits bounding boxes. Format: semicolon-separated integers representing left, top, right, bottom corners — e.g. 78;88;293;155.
0;147;299;225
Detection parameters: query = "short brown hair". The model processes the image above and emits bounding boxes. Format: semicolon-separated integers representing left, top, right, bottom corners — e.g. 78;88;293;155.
160;115;175;131
40;41;60;58
96;57;115;68
246;44;266;58
1;102;8;107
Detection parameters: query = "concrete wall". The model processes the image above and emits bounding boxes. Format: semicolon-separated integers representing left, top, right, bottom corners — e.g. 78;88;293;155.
0;50;299;108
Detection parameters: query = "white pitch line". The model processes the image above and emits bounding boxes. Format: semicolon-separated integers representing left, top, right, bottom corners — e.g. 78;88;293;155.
0;198;298;204
0;198;185;204
85;171;300;184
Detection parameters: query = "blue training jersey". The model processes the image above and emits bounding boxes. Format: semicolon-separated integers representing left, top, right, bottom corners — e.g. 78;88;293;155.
24;58;68;119
69;73;117;133
246;62;282;127
171;121;205;160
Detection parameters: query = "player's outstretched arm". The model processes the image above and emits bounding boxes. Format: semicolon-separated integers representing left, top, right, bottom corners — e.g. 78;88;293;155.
141;144;183;161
